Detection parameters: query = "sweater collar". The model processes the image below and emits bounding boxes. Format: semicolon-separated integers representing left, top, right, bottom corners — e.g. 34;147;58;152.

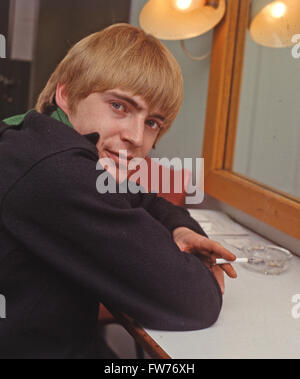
51;107;100;146
50;107;74;129
3;106;100;146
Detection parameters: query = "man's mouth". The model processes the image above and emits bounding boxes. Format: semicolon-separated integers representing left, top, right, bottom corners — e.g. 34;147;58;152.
105;150;134;167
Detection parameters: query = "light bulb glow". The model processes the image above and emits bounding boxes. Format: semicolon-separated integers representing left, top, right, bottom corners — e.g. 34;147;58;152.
270;2;287;18
175;0;193;10
173;0;204;12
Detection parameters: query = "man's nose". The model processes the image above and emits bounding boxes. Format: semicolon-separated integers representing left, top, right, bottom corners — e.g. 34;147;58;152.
121;118;144;147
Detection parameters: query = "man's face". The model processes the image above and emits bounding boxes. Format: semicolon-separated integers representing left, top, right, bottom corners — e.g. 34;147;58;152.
68;88;165;182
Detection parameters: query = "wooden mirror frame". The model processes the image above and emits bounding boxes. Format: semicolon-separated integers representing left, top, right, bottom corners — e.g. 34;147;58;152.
202;0;300;240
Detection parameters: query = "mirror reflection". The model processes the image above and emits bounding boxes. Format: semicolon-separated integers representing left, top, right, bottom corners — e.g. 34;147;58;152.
233;29;300;200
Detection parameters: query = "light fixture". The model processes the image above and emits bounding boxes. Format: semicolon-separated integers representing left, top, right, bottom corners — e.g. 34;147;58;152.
250;0;300;48
173;0;204;13
139;0;226;60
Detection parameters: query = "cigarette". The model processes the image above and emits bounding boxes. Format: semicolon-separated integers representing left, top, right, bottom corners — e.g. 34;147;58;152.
215;257;249;265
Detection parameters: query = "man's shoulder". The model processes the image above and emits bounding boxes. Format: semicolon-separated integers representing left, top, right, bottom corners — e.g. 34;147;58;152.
0;110;100;200
3;110;32;126
2;110;99;157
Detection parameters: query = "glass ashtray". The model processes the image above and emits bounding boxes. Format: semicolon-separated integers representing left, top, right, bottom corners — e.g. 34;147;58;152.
241;245;293;275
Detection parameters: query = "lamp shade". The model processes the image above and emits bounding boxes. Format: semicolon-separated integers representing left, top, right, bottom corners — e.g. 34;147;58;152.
139;0;226;40
250;0;300;48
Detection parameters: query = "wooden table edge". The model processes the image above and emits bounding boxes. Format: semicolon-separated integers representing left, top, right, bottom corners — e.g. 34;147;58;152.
111;312;171;359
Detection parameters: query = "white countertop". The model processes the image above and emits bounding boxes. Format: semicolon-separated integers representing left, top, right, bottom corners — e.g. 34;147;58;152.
145;210;300;359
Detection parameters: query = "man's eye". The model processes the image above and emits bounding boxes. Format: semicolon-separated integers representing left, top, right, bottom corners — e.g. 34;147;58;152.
111;102;126;112
146;120;161;130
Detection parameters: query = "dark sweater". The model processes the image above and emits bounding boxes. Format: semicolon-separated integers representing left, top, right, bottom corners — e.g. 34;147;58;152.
0;111;222;359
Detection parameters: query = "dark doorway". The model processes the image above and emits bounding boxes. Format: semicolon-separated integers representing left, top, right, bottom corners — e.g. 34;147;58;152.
0;0;131;120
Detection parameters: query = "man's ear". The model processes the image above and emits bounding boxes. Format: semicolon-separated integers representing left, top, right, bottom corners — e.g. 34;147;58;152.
55;83;70;116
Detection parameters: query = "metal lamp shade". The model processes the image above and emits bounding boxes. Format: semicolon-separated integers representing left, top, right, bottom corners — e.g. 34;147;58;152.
250;0;300;48
139;0;226;40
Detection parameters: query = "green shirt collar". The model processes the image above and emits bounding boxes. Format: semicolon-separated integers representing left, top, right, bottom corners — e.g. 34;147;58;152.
3;107;74;129
50;107;74;129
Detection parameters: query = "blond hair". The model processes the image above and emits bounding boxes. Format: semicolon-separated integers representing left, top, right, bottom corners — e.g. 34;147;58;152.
36;23;183;145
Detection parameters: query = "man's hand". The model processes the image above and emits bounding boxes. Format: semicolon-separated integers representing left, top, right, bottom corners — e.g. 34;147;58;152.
172;227;237;294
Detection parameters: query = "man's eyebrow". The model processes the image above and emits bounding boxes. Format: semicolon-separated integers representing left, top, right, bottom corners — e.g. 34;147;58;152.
105;91;165;122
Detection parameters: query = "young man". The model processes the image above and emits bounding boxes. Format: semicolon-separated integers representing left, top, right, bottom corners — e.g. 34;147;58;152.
0;24;236;359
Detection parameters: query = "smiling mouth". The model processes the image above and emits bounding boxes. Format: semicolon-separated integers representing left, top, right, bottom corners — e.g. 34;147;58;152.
105;150;133;167
108;150;134;160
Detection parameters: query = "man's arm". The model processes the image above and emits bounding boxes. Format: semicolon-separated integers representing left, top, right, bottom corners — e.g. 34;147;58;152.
127;183;238;292
128;190;208;237
1;148;222;331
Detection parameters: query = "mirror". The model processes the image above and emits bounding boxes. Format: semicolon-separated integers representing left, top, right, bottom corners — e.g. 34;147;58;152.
233;26;300;201
202;0;300;240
